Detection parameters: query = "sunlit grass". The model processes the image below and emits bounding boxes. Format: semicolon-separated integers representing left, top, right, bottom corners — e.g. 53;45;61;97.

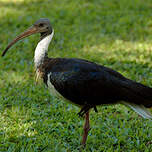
0;71;28;85
82;40;152;63
1;0;152;151
0;106;37;137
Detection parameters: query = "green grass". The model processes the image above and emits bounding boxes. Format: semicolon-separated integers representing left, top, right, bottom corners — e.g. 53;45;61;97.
0;0;152;151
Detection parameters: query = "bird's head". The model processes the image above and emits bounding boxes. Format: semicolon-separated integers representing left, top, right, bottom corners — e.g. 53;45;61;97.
2;18;53;56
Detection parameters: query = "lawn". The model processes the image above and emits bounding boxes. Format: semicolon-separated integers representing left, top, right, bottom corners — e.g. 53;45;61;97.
0;0;152;151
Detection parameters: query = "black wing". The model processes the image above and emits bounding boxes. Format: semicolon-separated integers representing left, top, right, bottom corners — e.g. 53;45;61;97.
44;58;129;106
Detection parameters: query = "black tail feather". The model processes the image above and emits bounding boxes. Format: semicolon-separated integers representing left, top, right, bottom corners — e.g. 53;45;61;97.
121;79;152;108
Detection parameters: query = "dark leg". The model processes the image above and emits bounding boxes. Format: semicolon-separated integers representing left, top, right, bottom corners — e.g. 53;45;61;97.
94;106;98;113
78;105;91;117
81;111;90;146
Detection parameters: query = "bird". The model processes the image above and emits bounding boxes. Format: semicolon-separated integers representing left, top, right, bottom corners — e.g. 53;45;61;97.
2;18;152;146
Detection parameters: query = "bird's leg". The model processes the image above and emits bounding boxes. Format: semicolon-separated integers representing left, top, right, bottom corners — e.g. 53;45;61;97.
81;111;90;146
94;106;98;113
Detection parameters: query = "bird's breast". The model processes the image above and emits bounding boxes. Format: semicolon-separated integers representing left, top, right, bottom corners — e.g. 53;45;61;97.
47;72;64;99
46;72;81;107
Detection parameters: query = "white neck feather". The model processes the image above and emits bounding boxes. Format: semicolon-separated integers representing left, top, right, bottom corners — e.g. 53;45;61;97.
34;30;54;68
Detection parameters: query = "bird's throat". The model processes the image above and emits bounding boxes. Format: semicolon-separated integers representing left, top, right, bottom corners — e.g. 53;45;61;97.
34;31;54;69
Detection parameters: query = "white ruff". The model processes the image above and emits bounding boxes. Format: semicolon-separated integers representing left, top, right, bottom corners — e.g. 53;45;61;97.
34;30;54;68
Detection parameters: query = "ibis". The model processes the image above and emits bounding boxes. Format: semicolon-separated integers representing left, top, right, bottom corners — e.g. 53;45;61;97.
2;18;152;146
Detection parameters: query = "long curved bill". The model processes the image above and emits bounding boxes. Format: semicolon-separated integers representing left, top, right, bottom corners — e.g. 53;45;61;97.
2;26;38;57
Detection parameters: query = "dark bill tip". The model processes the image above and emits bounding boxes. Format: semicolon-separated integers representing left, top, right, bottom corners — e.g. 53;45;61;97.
2;46;10;57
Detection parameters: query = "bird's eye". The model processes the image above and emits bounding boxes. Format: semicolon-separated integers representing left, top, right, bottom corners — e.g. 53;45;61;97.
39;23;44;27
